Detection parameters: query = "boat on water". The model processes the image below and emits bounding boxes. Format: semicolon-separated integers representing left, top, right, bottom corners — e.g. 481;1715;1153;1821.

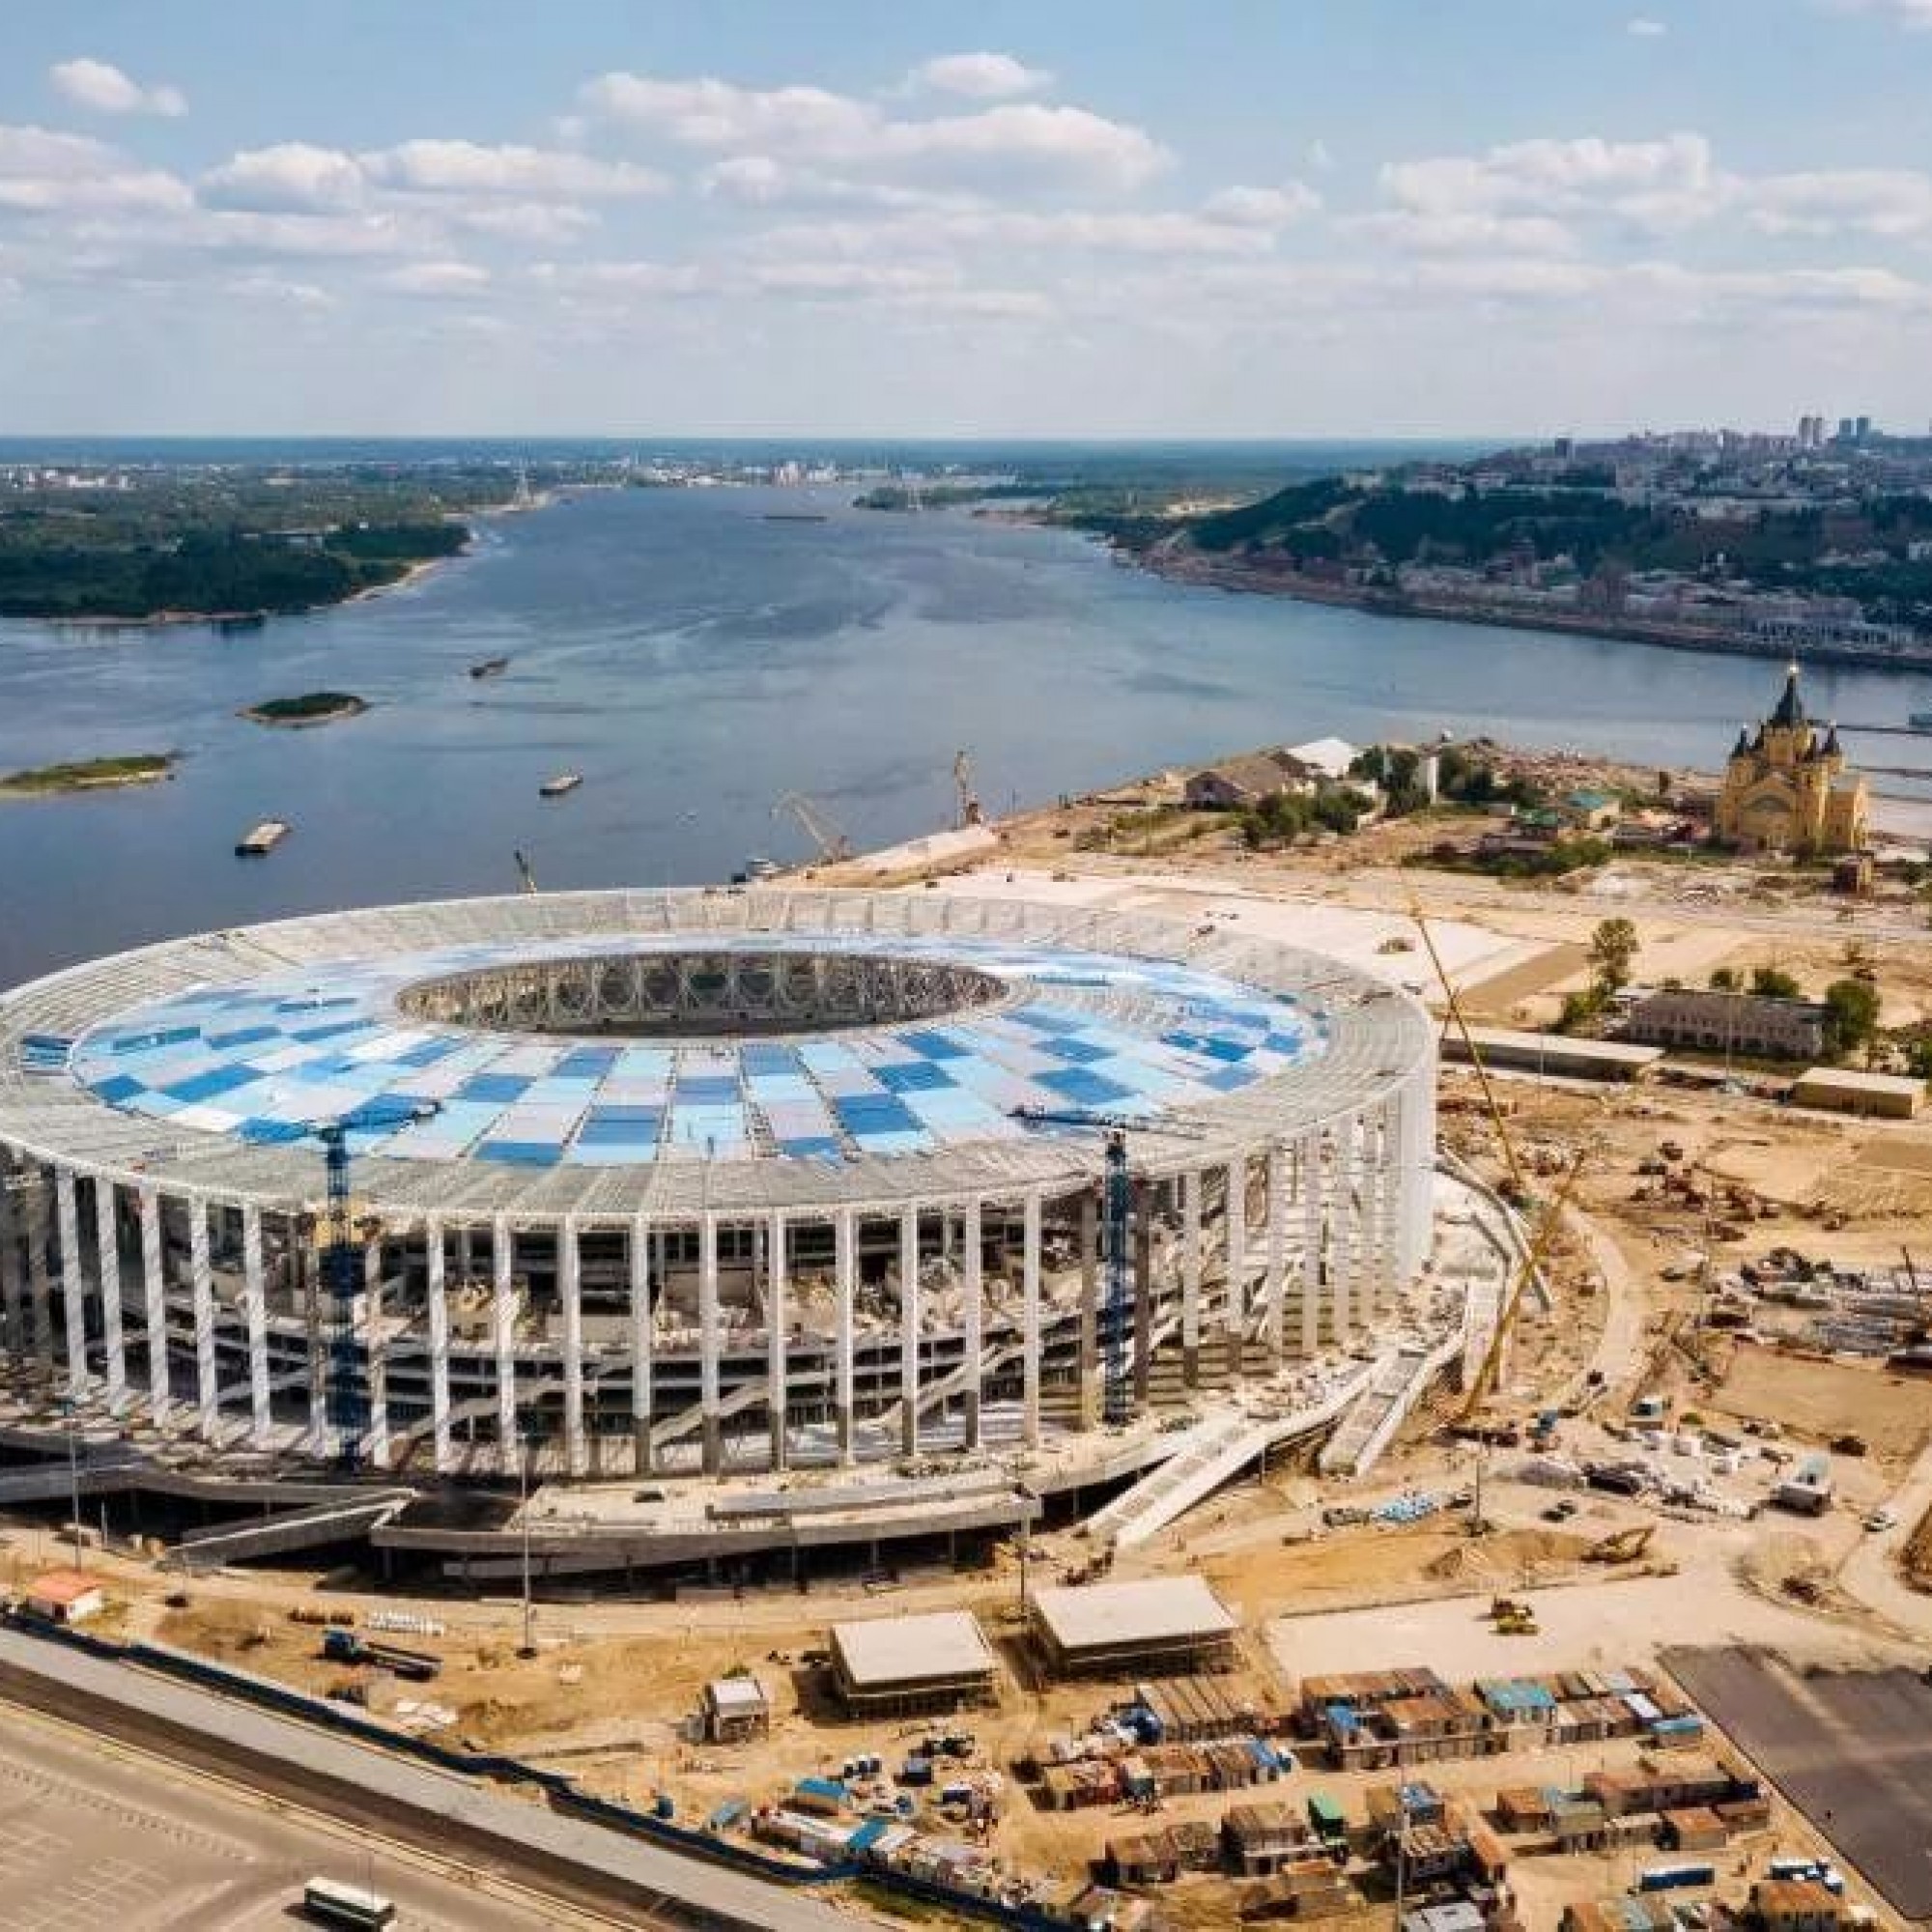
539;772;583;798
762;512;829;524
235;819;290;857
1909;710;1932;732
733;856;784;883
469;656;511;679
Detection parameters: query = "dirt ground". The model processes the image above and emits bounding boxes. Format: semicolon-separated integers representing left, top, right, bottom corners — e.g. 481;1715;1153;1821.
1708;1349;1932;1465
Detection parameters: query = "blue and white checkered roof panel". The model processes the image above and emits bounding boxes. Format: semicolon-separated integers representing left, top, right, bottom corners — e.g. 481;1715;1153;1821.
68;933;1327;1172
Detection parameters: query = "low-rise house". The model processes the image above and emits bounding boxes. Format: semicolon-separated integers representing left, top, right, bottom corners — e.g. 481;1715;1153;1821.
1751;1878;1848;1932
1624;987;1830;1061
1185;750;1316;810
700;1673;771;1744
1224;1802;1321;1876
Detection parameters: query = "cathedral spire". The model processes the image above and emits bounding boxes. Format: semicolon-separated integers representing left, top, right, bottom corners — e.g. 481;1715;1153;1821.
1771;660;1806;729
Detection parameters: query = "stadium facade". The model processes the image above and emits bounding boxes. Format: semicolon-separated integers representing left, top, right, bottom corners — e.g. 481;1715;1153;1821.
0;890;1435;1483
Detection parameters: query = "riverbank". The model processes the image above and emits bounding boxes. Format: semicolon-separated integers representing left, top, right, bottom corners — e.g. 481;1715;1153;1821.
1099;529;1932;676
0;753;178;797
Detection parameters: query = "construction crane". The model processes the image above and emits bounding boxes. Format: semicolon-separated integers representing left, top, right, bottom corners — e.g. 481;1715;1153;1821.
1456;1142;1590;1424
953;749;983;829
275;1099;440;1466
1011;1106;1206;1424
513;848;538;894
773;791;853;864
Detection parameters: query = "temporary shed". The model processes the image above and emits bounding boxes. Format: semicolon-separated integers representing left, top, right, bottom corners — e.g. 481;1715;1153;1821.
830;1608;997;1716
1029;1576;1238;1679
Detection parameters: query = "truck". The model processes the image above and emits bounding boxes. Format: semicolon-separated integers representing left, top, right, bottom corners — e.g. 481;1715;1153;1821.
320;1627;441;1681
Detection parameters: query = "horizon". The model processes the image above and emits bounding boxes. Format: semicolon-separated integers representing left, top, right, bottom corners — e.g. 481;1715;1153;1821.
7;2;1932;437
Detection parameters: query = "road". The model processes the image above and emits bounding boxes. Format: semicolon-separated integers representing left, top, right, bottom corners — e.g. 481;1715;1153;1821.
0;1697;578;1931
0;1626;866;1932
1837;1418;1932;1638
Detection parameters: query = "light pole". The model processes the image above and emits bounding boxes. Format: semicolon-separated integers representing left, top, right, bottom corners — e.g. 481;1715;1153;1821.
63;1399;83;1573
517;1415;536;1658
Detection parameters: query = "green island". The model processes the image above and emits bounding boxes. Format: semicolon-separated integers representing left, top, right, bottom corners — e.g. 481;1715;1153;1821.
239;691;370;727
0;465;507;623
0;753;178;796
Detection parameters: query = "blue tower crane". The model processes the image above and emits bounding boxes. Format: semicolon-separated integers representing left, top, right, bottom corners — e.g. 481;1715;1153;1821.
273;1099;440;1467
1010;1106;1205;1427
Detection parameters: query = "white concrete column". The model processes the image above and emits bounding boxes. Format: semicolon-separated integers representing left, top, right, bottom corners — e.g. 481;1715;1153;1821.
26;1174;54;1371
95;1178;128;1410
189;1200;218;1439
631;1215;654;1475
1264;1143;1288;1368
834;1209;856;1464
699;1213;722;1474
0;1159;25;1354
897;1207;920;1459
1331;1118;1355;1340
961;1199;983;1451
1181;1168;1203;1387
764;1212;786;1472
1021;1191;1042;1449
1224;1156;1248;1380
493;1215;518;1468
425;1218;451;1474
140;1186;168;1418
242;1204;270;1449
1298;1132;1321;1358
561;1216;586;1478
362;1236;386;1468
55;1166;88;1396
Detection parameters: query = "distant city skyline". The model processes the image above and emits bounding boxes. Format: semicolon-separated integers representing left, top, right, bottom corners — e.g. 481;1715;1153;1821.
5;1;1932;437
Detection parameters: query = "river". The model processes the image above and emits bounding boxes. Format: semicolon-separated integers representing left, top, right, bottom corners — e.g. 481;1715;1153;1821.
3;480;1931;986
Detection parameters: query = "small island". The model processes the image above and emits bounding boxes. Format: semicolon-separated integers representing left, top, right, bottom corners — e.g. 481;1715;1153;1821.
0;753;178;796
239;691;369;728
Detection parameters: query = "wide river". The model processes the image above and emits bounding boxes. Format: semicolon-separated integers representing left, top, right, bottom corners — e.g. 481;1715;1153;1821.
3;482;1930;986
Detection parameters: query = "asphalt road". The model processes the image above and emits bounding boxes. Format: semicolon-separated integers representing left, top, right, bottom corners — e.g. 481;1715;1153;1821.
0;1699;582;1931
0;1626;862;1932
1665;1644;1932;1922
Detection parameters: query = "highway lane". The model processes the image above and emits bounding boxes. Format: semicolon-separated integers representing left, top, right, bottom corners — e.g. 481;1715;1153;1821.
0;1697;589;1931
0;1626;866;1932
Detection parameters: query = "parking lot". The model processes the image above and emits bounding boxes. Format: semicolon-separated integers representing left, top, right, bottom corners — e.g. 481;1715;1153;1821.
1665;1645;1932;1922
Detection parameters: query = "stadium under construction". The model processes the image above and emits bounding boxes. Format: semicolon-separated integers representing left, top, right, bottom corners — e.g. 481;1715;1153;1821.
0;888;1495;1578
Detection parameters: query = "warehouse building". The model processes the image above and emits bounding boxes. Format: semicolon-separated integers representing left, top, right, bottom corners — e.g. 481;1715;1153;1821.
1029;1576;1239;1679
829;1608;997;1716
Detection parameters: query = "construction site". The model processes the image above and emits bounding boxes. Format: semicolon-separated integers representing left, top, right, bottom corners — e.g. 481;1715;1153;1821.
4;739;1932;1930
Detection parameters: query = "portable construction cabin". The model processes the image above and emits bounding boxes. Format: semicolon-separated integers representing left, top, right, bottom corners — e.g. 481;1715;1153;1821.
701;1674;771;1744
829;1608;997;1717
1029;1577;1239;1679
23;1568;103;1626
1788;1066;1924;1119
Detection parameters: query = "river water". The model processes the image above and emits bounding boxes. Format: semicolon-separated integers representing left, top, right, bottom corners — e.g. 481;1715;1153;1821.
3;482;1930;986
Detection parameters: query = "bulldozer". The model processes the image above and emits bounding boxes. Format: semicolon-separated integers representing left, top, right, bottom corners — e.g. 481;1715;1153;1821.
1489;1596;1540;1634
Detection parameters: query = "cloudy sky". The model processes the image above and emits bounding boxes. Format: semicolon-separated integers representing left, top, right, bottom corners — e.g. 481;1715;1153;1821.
5;0;1932;439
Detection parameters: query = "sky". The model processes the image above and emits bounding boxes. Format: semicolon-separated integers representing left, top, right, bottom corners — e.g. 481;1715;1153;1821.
5;0;1932;439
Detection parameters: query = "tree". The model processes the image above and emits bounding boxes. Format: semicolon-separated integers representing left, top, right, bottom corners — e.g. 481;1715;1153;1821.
1708;967;1739;991
1588;918;1639;999
1823;978;1882;1061
1750;965;1802;999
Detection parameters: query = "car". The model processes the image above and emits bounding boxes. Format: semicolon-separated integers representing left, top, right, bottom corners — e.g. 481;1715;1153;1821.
1864;1507;1897;1532
1542;1500;1578;1522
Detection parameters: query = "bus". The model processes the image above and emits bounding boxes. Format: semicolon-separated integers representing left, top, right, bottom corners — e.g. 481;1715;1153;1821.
301;1877;397;1928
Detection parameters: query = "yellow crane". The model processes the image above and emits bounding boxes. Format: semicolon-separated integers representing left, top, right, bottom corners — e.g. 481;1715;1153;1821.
953;749;983;829
773;792;853;864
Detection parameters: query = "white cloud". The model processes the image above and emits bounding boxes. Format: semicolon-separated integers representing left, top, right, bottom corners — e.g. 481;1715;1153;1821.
699;155;980;212
1383;132;1718;221
381;259;491;298
1743;167;1932;237
1201;183;1322;227
531;258;708;298
50;57;186;118
359;140;667;199
582;70;1166;191
1306;138;1336;174
201;143;367;213
905;52;1053;100
1830;0;1932;25
1353;209;1581;256
452;200;600;243
0;123;190;215
225;272;333;308
1627;16;1668;35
